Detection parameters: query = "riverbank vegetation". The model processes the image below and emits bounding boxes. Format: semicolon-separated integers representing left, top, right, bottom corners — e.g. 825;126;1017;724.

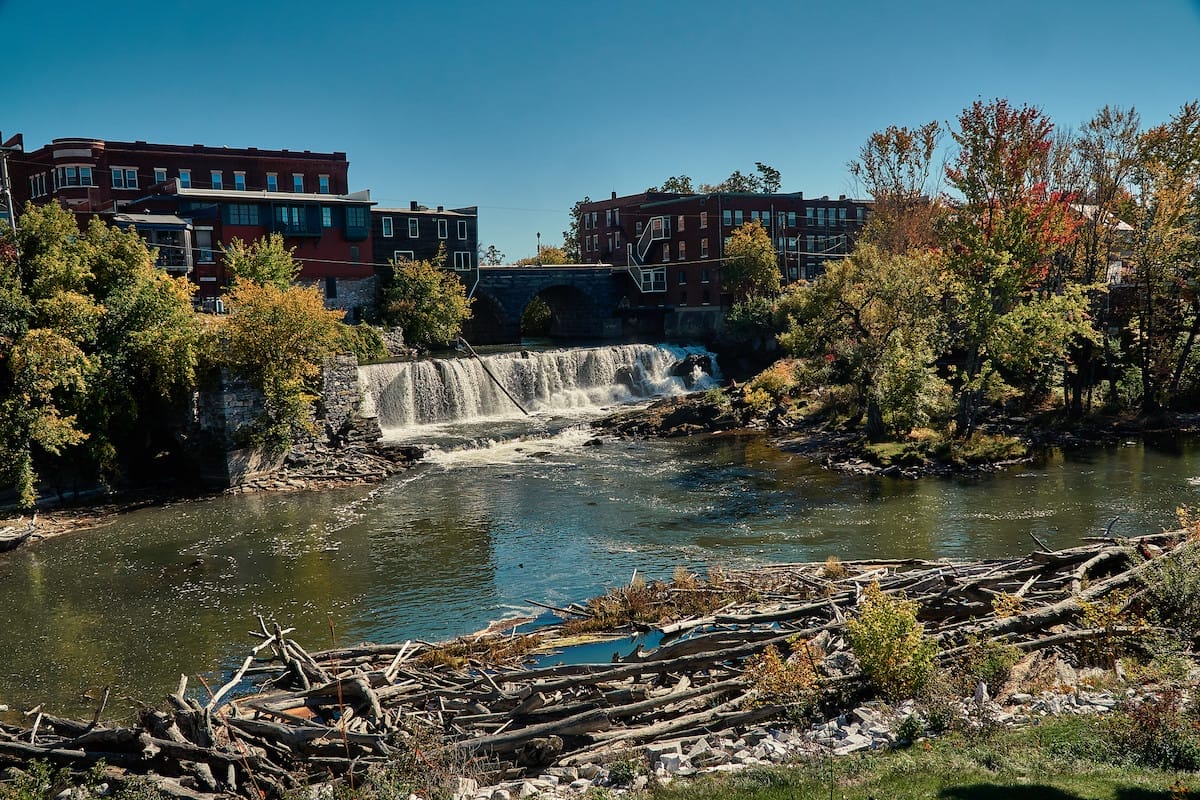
717;98;1200;469
0;212;387;509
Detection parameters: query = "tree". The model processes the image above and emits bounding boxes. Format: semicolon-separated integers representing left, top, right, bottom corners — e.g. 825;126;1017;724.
223;233;299;290
755;162;782;193
721;219;780;299
848;121;944;254
220;280;343;452
480;244;505;266
779;246;952;439
698;163;784;194
515;246;570;266
647;175;695;193
562;196;590;261
943;99;1084;434
382;246;474;347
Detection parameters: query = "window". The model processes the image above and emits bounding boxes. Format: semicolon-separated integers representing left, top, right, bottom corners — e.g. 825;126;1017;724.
700;211;708;229
225;204;259;225
614;209;619;225
453;251;472;270
408;218;419;237
382;217;394;237
807;235;815;255
154;168;167;184
266;173;278;192
325;277;338;298
210;171;223;190
292;174;304;192
437;219;447;239
179;169;191;189
734;210;744;226
636;221;643;235
29;174;47;197
806;207;814;224
700;268;710;283
678;241;686;260
349;246;359;263
457;219;467;240
662;242;669;263
857;206;865;222
346;206;367;229
606;209;612;227
678;270;687;285
614;230;621;247
722;209;732;226
275;205;307;233
195;228;214;263
679;291;688;306
234;172;246;191
788;211;797;227
321;207;332;228
111;167;138;189
700;238;708;258
57;165;92;187
701;289;711;305
839;207;847;224
607;234;613;253
393;250;414;262
678;215;685;232
318;175;330;194
817;207;826;226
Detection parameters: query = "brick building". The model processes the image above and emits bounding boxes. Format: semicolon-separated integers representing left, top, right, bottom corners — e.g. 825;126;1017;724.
577;191;870;327
8;137;375;312
371;202;478;274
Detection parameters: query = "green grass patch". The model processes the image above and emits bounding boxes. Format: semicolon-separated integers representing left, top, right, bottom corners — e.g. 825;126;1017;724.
641;718;1196;800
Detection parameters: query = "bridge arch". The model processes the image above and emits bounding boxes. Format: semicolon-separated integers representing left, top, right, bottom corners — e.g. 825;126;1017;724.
466;267;626;344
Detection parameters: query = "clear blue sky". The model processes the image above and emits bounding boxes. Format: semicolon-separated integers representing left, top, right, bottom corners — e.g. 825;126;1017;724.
3;0;1199;262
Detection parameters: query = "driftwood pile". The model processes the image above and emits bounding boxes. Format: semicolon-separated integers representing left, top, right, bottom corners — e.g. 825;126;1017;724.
0;530;1191;798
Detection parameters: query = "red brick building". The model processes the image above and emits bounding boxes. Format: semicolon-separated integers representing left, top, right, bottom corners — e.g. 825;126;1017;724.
9;137;375;313
577;191;870;332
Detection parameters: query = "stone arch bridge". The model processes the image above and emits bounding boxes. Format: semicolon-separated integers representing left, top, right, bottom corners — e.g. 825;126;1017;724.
461;266;628;344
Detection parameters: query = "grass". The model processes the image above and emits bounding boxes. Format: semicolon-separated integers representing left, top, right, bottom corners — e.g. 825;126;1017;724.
640;718;1198;800
862;430;1028;469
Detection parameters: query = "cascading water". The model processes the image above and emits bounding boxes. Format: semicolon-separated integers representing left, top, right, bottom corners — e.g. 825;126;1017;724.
359;343;719;433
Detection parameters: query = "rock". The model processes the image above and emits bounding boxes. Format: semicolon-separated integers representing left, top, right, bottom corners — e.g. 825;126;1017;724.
1055;661;1078;688
490;791;511;800
577;763;603;780
833;732;873;755
644;741;681;759
974;681;990;706
518;784;539;799
582;437;603;447
659;753;687;774
453;778;478;800
568;778;593;791
670;354;713;387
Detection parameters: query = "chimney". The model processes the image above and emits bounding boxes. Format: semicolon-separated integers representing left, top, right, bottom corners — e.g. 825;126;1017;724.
437;205;444;212
839;194;846;201
410;201;418;211
611;191;617;200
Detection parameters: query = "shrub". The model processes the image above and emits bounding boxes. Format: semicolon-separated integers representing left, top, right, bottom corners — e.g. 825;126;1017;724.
846;582;938;701
1105;689;1200;771
338;323;388;363
952;636;1021;695
743;640;822;712
1139;541;1200;641
895;713;925;743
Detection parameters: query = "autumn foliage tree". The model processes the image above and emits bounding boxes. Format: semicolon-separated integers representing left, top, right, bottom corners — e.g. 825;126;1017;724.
382;246;473;348
721;219;780;300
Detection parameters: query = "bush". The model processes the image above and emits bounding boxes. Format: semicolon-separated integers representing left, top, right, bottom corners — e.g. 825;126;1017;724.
743;640;822;713
338;323;388;363
951;636;1021;695
847;582;938;701
1139;540;1200;641
1106;689;1200;771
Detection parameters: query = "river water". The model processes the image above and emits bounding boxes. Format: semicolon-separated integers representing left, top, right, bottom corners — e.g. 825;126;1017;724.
1;344;1198;718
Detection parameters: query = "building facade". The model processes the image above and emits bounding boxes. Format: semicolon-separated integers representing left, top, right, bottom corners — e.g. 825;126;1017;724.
9;137;375;312
577;191;871;313
371;202;478;273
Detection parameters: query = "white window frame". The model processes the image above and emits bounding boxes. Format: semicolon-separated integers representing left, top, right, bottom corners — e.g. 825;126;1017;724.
210;170;223;190
453;251;472;271
700;211;708;229
318;174;330;194
408;218;419;238
112;166;138;189
234;171;246;191
700;238;708;258
178;169;191;189
266;173;278;192
292;173;304;193
393;250;414;262
321;206;332;228
195;227;215;263
457;219;467;240
382;216;394;238
154;168;167;184
437;219;448;239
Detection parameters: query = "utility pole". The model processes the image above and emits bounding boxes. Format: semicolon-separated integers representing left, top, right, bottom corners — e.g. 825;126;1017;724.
0;132;23;262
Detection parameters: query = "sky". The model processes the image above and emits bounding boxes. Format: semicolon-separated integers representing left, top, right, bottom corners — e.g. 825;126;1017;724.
3;0;1200;262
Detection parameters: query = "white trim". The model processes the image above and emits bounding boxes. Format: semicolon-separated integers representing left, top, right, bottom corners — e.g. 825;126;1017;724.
393;250;415;262
210;170;223;190
292;173;304;192
178;169;191;189
318;174;330;194
233;171;246;191
437;219;448;239
453;251;472;270
153;167;167;184
457;219;467;240
382;216;394;238
266;172;278;192
408;218;419;237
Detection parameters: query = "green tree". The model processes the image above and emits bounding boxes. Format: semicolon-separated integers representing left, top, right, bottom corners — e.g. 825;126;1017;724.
648;175;695;193
223;233;299;290
562;196;590;261
943;99;1084;434
515;246;570;266
721;219;780;299
754;162;782;193
219;280;343;452
382;246;474;347
480;244;505;265
779;246;951;438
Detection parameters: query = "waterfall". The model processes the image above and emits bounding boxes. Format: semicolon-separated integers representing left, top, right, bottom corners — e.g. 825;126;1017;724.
359;344;719;431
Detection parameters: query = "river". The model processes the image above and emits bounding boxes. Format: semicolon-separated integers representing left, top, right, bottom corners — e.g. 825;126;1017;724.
1;344;1198;718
